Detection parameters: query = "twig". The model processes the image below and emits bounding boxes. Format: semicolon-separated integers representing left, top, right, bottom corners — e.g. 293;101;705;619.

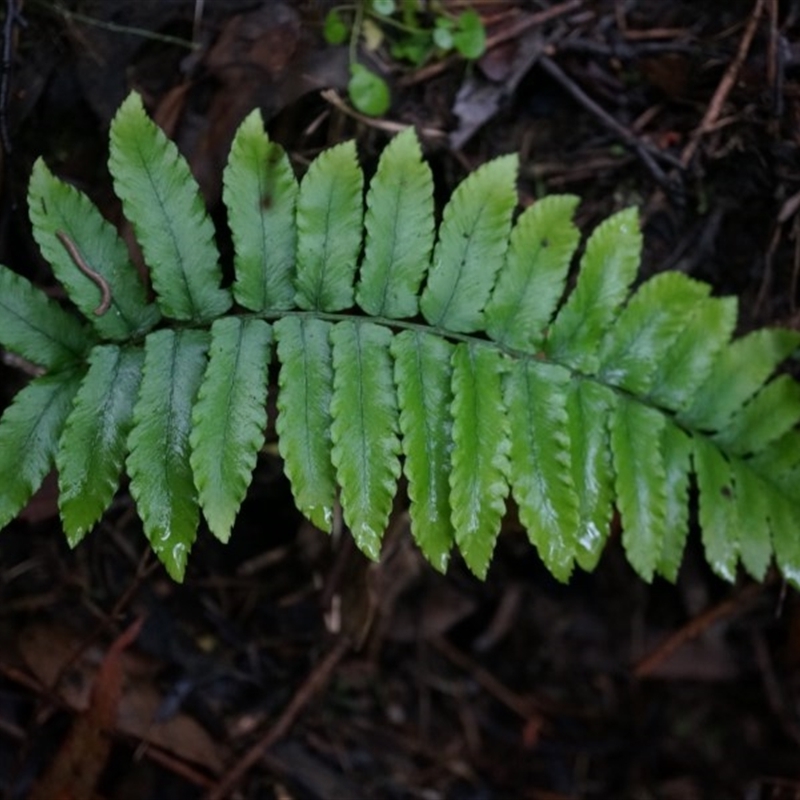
680;0;767;167
538;53;681;191
634;581;766;678
205;637;351;800
52;4;197;50
484;0;584;51
320;89;446;139
431;634;542;719
55;230;112;316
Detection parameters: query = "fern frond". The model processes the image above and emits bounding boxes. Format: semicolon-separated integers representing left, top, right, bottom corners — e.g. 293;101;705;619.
392;330;455;572
190;318;272;542
2;90;799;586
566;381;616;572
357;128;434;318
294;141;363;311
506;361;578;581
656;422;693;581
57;345;143;543
109;93;231;322
611;397;668;581
224;111;298;311
126;329;209;580
330;321;401;559
546;208;642;373
0;266;93;368
273;317;337;533
0;370;83;528
450;343;509;578
28;159;161;339
678;328;800;429
485;194;580;350
420;156;517;332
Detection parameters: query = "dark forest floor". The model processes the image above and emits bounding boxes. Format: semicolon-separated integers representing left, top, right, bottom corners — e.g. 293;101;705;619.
2;1;800;798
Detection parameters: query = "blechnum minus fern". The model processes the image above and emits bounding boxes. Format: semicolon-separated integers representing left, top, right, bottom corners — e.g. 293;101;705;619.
1;91;799;584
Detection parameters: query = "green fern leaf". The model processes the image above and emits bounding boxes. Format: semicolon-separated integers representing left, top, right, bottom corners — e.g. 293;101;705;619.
768;486;800;587
506;360;579;581
752;429;800;479
655;421;693;582
294;141;363;311
274;317;337;532
598;272;711;394
693;436;738;582
190;317;272;542
450;343;509;577
713;375;800;456
330;321;401;560
126;329;209;580
356;128;434;318
224;111;298;311
0;265;93;369
108;92;231;322
420;156;517;332
567;380;615;571
28;159;161;339
611;396;668;581
485;195;580;350
392;330;455;572
0;370;83;528
546;208;641;372
731;461;771;580
647;296;737;410
57;346;143;544
4;99;800;588
679;328;800;430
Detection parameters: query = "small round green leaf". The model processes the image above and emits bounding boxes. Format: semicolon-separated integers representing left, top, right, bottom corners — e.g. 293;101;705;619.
453;10;486;59
371;0;396;14
349;64;391;117
323;9;349;45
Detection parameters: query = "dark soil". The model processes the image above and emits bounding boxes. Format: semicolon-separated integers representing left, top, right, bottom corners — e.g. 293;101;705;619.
2;2;800;799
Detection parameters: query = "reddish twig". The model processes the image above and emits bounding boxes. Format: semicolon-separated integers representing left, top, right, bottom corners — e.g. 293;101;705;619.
680;0;767;167
484;0;584;51
634;581;766;678
205;637;351;800
431;634;541;719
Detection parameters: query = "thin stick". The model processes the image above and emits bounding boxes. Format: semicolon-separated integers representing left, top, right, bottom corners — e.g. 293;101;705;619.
680;0;767;167
538;54;680;190
205;637;350;800
55;230;111;316
633;581;765;678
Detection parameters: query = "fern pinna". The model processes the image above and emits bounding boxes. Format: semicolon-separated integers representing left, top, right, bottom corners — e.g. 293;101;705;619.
0;91;798;584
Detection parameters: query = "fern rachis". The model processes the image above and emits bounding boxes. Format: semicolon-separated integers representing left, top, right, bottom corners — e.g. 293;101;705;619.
0;90;798;585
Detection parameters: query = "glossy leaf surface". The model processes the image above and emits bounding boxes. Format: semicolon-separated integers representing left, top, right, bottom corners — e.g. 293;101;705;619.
274;317;337;532
224;111;298;311
450;343;509;577
294;141;363;311
357;129;434;318
392;330;455;571
57;346;143;544
330;321;401;560
190;317;272;542
109;93;231;322
126;329;209;580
